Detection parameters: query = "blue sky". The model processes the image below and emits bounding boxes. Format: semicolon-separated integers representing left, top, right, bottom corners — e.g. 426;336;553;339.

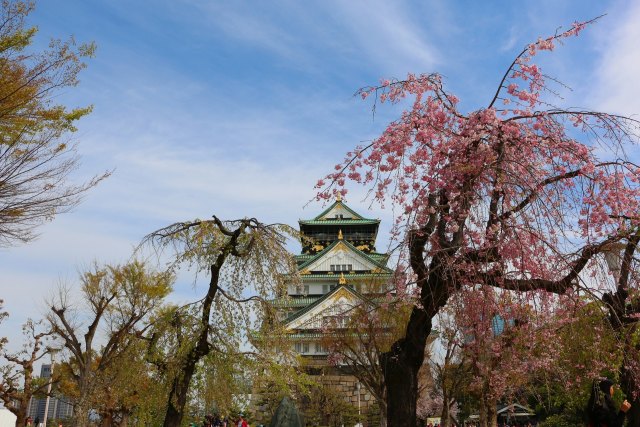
1;0;640;348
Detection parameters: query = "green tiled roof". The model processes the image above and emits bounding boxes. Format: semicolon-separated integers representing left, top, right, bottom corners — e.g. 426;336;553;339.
304;200;377;222
285;332;326;339
287;330;438;340
284;284;367;325
296;239;392;273
299;219;380;225
298;273;392;280
269;296;321;308
368;253;390;263
294;255;315;264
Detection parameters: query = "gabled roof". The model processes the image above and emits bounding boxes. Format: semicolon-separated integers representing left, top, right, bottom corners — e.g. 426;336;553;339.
297;239;392;273
284;284;366;328
497;403;535;416
295;272;393;280
302;199;377;222
269;296;322;308
298;218;380;226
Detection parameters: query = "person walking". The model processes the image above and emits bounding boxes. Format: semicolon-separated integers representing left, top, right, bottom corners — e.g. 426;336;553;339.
237;414;248;427
587;378;631;427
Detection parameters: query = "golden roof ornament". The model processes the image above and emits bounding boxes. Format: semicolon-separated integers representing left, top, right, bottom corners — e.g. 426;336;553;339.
338;229;343;240
339;272;347;285
336;193;342;202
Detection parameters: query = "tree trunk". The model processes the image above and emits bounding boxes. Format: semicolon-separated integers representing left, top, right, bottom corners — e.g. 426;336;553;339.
163;353;200;427
72;365;94;427
378;400;388;427
162;263;222;427
486;401;497;427
477;380;497;427
441;400;451;427
478;394;487;427
381;309;432;427
73;400;91;427
14;412;26;427
100;411;114;427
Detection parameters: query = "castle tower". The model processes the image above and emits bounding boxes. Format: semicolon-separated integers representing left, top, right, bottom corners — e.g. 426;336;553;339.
272;196;393;363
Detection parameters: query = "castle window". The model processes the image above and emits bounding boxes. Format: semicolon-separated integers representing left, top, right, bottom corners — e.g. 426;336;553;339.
330;264;353;272
302;342;309;353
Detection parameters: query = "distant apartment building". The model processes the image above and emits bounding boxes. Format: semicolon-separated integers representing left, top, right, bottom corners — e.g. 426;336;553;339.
27;364;73;422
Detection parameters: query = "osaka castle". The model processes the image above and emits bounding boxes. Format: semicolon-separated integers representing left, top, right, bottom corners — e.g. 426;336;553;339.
272;195;393;365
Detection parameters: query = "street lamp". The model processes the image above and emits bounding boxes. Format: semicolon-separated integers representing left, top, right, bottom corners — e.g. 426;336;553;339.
42;348;60;427
355;382;362;427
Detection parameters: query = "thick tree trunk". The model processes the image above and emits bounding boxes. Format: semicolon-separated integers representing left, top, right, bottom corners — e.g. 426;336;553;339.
100;412;114;427
72;365;94;427
162;261;222;427
73;401;91;427
441;400;451;427
381;309;432;427
441;406;450;427
486;401;497;427
378;401;388;427
478;383;497;427
10;398;28;427
163;356;199;427
14;412;26;427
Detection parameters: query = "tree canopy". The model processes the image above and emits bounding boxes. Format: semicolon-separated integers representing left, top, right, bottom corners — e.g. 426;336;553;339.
0;0;108;246
318;18;640;426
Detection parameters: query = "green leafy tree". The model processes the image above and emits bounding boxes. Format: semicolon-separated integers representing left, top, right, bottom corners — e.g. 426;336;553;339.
529;301;621;426
48;261;172;427
0;0;109;246
142;216;297;427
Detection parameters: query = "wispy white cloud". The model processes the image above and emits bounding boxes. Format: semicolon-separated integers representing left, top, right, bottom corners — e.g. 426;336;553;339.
500;25;521;52
4;0;627;353
590;1;640;117
322;0;441;75
185;0;441;76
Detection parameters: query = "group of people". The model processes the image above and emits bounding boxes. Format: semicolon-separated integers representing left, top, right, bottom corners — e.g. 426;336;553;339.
22;378;629;427
462;378;631;427
587;378;632;427
193;413;250;427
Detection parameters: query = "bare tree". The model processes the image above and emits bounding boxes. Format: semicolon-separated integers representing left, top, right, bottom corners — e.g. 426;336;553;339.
0;319;53;427
321;299;413;427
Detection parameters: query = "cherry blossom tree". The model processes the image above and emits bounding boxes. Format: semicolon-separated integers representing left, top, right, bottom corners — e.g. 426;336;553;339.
451;287;576;427
318;18;640;426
